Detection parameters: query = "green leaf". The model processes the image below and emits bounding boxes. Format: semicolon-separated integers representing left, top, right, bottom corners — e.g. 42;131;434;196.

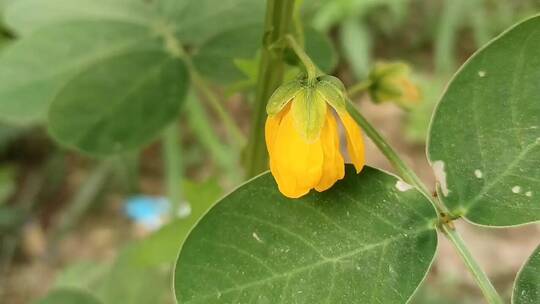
340;19;372;79
428;15;540;226
163;0;265;46
194;25;262;84
514;245;540;304
34;289;102;304
174;166;438;303
5;0;265;47
96;251;169;304
0;21;156;125
305;28;337;73
48;49;188;155
4;0;155;35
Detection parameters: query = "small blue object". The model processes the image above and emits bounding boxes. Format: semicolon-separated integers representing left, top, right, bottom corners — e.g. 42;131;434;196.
124;195;171;230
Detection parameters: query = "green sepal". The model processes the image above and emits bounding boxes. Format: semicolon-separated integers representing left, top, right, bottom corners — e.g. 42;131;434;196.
291;87;327;143
316;75;347;113
266;80;303;115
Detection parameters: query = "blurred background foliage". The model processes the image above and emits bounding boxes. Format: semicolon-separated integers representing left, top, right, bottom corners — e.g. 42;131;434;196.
0;0;538;303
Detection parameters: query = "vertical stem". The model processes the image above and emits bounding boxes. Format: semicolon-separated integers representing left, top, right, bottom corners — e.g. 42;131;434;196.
244;0;295;177
442;225;504;304
345;101;504;304
185;92;242;183
163;124;185;214
190;69;246;148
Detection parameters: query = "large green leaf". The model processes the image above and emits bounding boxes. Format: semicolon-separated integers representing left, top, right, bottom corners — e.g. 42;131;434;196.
0;21;156;124
5;0;264;46
175;166;438;303
34;289;102;304
4;0;155;35
513;245;540;304
48;49;188;155
428;15;540;226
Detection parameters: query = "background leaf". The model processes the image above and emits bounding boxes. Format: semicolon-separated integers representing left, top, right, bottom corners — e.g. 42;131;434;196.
340;19;371;79
175;166;438;304
47;49;188;155
0;21;156;124
428;15;540;226
34;289;102;304
513;245;540;304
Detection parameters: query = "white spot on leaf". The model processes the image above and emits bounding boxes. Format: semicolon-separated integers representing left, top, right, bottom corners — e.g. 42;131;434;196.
512;186;521;194
395;180;413;192
474;169;483;179
525;191;532;197
252;232;263;243
432;161;450;197
478;70;486;77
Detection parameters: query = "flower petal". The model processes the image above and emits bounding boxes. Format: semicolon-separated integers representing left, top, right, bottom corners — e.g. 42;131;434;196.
269;108;324;198
315;112;345;192
338;111;365;173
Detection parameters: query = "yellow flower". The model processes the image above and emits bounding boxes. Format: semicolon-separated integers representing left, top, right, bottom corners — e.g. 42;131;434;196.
265;76;365;198
369;62;421;109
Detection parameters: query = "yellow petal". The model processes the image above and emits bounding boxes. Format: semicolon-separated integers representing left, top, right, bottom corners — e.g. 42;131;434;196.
265;104;289;154
338;111;365;173
269;107;324;198
315;112;345;192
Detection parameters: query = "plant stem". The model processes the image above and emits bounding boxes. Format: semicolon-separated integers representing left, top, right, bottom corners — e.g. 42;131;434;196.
185;92;242;183
442;224;504;304
50;160;113;242
345;102;439;208
163;124;187;214
189;68;246;148
347;80;372;98
244;0;295;177
345;101;504;304
285;35;318;82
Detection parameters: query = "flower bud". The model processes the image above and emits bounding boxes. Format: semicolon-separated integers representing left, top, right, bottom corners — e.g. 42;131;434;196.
368;62;421;109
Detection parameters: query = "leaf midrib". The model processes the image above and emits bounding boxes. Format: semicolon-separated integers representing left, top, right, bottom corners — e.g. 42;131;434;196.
181;227;431;303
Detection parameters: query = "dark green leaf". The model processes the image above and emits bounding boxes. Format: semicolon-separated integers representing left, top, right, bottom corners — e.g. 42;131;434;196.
175;166;438;303
428;16;540;226
48;49;188;155
34;289;102;304
513;245;540;304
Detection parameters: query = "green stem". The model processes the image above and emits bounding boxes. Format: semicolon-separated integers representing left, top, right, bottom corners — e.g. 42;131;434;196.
244;0;295;177
347;80;372;98
285;35;318;82
345;101;504;304
185;92;242;183
345;102;439;208
190;68;246;148
169;38;246;148
51;160;113;241
442;224;504;304
163;124;185;213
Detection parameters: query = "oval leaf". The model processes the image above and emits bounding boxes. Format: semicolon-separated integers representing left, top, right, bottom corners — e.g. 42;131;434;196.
513;245;540;304
174;166;438;303
48;50;188;155
428;16;540;226
0;21;155;124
